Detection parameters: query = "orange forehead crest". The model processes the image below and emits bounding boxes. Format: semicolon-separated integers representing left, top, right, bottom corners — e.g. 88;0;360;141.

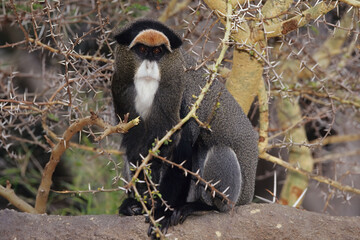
129;29;172;52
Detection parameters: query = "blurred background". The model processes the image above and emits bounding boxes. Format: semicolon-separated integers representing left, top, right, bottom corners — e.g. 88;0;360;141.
0;0;359;216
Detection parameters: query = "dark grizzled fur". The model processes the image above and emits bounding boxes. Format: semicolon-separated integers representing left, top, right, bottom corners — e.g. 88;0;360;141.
181;55;258;205
112;19;258;236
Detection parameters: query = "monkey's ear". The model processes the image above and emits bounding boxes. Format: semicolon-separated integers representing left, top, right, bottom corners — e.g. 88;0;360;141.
114;20;182;50
114;29;133;47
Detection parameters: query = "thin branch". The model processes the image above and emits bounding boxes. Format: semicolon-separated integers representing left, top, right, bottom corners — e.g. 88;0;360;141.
253;1;337;42
258;79;269;154
51;187;124;195
35;112;139;213
132;185;165;239
272;89;360;109
68;142;124;156
310;134;360;146
0;36;113;63
313;149;360;164
151;153;232;206
339;0;360;7
8;0;29;41
27;37;113;63
260;152;360;196
0;181;39;214
158;0;191;22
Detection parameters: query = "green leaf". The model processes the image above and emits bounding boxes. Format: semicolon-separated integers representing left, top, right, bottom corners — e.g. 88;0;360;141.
47;113;59;122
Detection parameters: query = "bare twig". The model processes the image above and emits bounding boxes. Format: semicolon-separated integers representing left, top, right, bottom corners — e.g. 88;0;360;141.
260;152;360;196
0;181;39;214
35;112;139;213
151;153;232;206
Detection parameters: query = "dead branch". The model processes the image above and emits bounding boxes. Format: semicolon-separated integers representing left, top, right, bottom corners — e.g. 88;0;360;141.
313;149;360;164
259;152;360;196
158;0;192;22
35;112;139;213
310;134;360;146
0;181;39;214
253;1;337;42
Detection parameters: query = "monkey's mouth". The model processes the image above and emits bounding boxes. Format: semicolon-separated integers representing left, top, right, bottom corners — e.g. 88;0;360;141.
137;76;159;82
134;60;161;83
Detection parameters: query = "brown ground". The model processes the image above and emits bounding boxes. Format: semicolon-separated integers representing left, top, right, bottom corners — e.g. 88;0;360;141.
1;203;359;240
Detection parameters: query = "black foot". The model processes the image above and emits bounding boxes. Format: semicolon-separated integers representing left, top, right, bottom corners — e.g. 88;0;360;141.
119;198;143;216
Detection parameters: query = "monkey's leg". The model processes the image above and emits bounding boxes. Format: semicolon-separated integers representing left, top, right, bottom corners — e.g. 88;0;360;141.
201;145;242;212
167;145;242;227
119;159;146;216
147;137;193;237
149;160;192;233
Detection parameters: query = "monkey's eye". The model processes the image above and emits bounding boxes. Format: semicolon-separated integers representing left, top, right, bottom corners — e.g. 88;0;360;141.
138;45;147;53
153;47;162;55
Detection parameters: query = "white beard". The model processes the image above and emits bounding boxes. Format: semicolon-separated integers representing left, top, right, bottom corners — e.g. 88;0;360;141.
134;60;160;119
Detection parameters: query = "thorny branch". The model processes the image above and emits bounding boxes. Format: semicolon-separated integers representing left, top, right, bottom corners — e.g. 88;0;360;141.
207;0;360;206
256;62;360;197
35;112;139;213
0;0;359;225
152;154;234;206
260;152;360;196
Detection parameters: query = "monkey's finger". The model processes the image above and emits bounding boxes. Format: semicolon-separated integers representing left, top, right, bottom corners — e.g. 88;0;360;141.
170;209;181;226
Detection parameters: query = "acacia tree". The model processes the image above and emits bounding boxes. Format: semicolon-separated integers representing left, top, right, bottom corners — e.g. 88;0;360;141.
202;0;360;210
0;0;360;237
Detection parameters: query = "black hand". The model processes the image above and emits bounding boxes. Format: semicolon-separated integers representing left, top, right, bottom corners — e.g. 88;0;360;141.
118;198;143;216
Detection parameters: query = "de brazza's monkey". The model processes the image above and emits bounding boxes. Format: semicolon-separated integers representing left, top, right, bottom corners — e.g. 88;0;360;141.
111;19;258;236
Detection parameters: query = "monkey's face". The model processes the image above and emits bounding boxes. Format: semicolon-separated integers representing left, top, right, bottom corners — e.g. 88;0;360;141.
113;20;183;119
129;30;171;119
129;29;170;86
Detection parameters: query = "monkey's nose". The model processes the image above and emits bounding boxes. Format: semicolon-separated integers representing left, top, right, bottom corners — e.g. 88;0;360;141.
145;60;155;70
136;60;160;82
